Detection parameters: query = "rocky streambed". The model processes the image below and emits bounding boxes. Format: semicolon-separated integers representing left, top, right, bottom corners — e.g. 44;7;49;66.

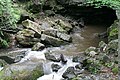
0;0;119;79
0;18;118;80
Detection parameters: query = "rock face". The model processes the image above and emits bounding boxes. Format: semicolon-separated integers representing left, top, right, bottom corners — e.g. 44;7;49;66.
16;19;72;47
16;29;41;46
108;20;118;41
62;67;76;79
32;42;45;51
51;63;61;72
106;39;118;54
0;49;27;65
41;34;68;46
0;61;44;80
45;52;60;62
22;19;42;35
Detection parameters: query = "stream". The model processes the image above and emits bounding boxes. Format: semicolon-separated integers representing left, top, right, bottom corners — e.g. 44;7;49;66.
0;24;107;80
21;25;107;80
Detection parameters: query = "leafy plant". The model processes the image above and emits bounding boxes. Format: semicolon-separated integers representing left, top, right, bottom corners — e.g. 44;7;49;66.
85;0;120;9
0;0;19;48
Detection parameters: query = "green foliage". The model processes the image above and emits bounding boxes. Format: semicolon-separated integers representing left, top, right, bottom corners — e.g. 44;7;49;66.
85;0;120;9
109;28;118;37
0;0;19;48
0;31;9;48
112;66;118;74
0;0;18;28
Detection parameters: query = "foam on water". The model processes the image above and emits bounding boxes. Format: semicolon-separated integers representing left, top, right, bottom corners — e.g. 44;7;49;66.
0;67;3;71
37;58;78;80
19;49;47;62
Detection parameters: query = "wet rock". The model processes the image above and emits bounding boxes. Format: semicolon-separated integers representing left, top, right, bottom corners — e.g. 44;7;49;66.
59;54;67;64
44;10;55;16
62;67;76;79
98;41;107;52
41;22;52;30
75;64;82;70
0;49;27;64
106;39;118;54
16;29;41;46
0;59;8;67
41;34;68;46
55;19;72;32
89;51;97;57
45;52;60;62
0;61;44;80
51;64;61;72
32;42;45;51
22;19;42;35
0;56;15;64
17;14;33;24
98;31;108;38
108;20;118;41
43;29;72;42
57;32;72;42
101;55;110;63
42;29;57;37
85;47;97;56
72;56;84;63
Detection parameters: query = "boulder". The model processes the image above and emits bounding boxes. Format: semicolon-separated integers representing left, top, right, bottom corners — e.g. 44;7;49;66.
45;52;60;62
98;41;107;52
32;42;45;51
85;47;97;56
72;56;84;63
44;10;55;16
42;29;57;37
108;20;118;41
0;61;44;80
106;39;118;54
62;67;76;79
22;19;42;35
55;19;72;32
41;34;68;46
0;49;27;64
89;51;97;57
57;32;72;42
43;29;72;42
51;63;61;72
16;29;41;46
0;59;8;67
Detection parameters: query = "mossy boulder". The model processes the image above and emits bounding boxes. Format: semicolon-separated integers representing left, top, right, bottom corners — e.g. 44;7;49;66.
16;29;41;47
108;20;118;41
106;39;118;54
0;61;44;80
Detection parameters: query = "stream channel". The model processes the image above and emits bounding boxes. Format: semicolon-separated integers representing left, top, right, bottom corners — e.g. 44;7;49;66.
0;24;107;80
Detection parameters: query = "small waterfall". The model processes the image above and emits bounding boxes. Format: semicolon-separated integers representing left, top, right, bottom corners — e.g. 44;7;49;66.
19;49;47;63
0;47;79;80
37;58;78;80
0;67;3;71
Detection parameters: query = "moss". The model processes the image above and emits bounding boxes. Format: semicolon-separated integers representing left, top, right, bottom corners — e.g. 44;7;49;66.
109;28;118;37
108;20;118;41
31;67;44;80
112;66;118;74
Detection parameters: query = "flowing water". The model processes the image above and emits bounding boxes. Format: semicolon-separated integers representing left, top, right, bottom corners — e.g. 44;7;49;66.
47;25;107;56
0;25;108;79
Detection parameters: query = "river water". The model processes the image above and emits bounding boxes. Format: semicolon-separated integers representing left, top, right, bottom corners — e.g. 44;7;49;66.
48;25;107;56
0;24;108;80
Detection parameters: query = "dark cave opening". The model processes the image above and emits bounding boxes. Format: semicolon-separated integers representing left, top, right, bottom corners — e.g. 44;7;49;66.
56;6;117;26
